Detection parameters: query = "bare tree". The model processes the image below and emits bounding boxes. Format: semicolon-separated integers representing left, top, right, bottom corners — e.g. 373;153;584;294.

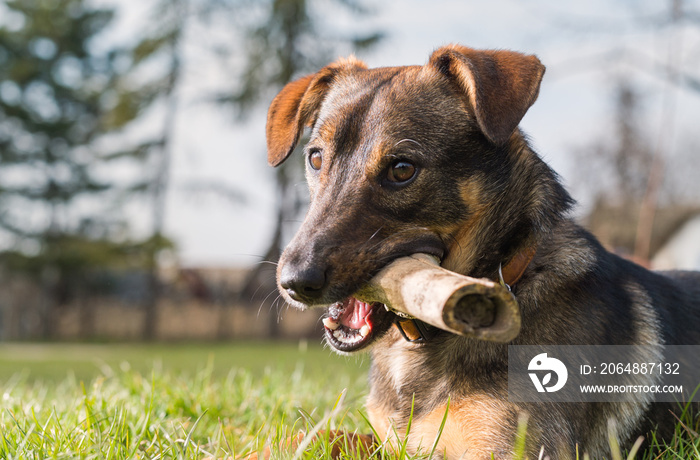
564;0;700;263
634;0;685;261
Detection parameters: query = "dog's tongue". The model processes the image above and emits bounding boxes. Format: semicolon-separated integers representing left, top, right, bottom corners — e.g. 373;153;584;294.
339;297;372;329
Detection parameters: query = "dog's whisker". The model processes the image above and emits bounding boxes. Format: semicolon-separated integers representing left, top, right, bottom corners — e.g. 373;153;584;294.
394;138;423;149
362;227;431;254
362;226;385;248
275;304;285;324
247;273;279;302
254;284;283;319
255;300;266;318
271;294;285;313
258;280;283;306
441;232;464;254
255;260;279;267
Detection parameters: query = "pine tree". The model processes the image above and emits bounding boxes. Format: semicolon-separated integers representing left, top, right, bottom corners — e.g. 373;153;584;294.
0;0;151;337
104;0;187;340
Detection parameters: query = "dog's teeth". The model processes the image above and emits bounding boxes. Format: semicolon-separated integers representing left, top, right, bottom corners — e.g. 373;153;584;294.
333;330;342;340
360;325;370;337
323;317;339;330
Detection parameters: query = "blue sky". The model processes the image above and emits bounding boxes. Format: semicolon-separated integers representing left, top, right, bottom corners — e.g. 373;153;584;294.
102;0;700;267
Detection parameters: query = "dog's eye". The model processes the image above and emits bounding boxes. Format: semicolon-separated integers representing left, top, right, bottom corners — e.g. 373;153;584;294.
308;150;323;170
387;161;416;183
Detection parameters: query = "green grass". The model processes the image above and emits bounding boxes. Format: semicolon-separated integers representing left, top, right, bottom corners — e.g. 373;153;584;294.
0;343;697;459
0;341;369;383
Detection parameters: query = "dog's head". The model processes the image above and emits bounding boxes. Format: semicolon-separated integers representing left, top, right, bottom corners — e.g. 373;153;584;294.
266;45;546;353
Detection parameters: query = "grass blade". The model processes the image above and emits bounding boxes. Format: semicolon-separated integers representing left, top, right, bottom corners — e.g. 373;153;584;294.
428;397;450;459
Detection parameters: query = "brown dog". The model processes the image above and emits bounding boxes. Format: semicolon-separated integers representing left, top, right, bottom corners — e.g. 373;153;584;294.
264;45;700;459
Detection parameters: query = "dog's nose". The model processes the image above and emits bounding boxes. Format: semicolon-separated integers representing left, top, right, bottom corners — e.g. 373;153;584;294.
279;264;327;304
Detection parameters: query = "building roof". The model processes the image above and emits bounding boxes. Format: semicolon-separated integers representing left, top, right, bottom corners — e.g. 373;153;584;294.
585;201;700;261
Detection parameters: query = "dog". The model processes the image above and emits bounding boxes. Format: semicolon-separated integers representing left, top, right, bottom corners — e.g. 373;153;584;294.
264;44;700;459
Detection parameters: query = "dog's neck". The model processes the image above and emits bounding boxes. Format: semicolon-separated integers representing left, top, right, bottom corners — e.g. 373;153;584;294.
441;135;573;282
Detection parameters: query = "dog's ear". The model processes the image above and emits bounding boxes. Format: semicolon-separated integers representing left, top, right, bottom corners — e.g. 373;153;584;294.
428;45;545;145
266;57;367;166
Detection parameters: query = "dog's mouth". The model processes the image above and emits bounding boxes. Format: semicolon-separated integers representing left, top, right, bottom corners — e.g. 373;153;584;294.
322;298;389;352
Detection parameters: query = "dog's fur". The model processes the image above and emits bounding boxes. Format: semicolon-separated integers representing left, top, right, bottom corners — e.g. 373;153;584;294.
265;45;700;459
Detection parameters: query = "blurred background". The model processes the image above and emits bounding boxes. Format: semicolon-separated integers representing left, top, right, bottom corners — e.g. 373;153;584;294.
0;0;699;344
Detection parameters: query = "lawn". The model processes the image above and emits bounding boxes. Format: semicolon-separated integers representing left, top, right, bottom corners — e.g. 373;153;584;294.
0;341;372;459
0;342;697;459
0;341;369;383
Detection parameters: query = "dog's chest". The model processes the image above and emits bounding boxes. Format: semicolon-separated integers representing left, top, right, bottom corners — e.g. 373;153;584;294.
368;333;447;412
367;336;516;459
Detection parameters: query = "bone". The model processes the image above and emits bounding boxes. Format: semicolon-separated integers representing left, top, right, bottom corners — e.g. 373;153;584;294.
353;254;521;342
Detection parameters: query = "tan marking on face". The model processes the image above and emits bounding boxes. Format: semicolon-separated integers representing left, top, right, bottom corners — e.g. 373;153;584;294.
316;116;340;140
440;176;489;275
364;139;390;180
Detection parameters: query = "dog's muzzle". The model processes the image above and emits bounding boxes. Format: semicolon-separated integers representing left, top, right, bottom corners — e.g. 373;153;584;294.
278;264;327;304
